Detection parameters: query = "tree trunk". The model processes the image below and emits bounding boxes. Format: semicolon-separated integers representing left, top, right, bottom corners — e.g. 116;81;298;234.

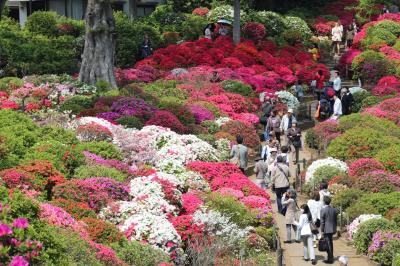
233;0;241;45
79;0;117;88
0;0;7;20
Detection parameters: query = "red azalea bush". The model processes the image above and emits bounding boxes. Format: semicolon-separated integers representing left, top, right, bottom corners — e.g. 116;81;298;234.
220;120;260;148
145;110;187;134
169;215;203;242
314;120;342;144
53;177;129;212
242;23;266;42
76;122;113;142
348;158;385;177
354;170;400;193
181;193;203;215
372;76;400;96
81;217;124;244
192;7;209;17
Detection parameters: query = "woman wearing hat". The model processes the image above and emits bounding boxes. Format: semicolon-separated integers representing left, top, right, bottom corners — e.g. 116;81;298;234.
254;155;268;189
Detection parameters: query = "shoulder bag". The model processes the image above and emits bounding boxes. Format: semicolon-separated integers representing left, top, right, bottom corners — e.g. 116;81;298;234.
318;237;328;252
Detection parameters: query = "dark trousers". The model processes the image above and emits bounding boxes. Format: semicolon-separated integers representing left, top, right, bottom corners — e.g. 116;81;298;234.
275;186;289;212
275;131;281;145
324;233;334;261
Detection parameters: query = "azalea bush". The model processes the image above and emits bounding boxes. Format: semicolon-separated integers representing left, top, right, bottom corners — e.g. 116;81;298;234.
375;145;400;174
354;171;400;193
219;120;259;148
348;158;385;177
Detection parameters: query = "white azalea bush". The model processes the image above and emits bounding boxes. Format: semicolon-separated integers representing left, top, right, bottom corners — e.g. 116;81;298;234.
305;157;348;182
347;214;382;241
215;116;232;127
275;91;300;110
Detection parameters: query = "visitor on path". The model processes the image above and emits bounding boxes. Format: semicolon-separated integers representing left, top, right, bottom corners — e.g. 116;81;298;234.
266;145;278;165
254;155;268;189
318;96;332;121
218;25;229;36
230;135;248;174
294;80;305;101
269;111;282;145
140;34;153;59
331;22;343;55
295;204;317;264
333;71;342;97
352;18;358;34
341;87;354;115
280;109;297;147
315;70;325;101
332;94;343;119
270;155;290;213
320;196;338;264
287;122;302;164
204;23;215;39
338;255;348;266
280;146;290;165
308;44;320;62
319;181;331;208
282;188;299;244
346;24;355;49
308;191;322;246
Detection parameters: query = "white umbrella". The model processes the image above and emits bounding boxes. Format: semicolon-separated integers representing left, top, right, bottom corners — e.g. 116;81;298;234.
217;19;232;25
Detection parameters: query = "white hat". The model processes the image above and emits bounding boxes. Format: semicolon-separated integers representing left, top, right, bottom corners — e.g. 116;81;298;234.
287;108;294;113
338;256;348;265
270;147;278;152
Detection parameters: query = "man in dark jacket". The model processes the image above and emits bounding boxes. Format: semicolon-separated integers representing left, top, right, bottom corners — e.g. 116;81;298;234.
341;88;354;115
320;196;338;264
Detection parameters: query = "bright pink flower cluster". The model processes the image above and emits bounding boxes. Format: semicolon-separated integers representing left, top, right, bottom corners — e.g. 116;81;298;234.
363;97;400;124
372;76;400;96
181;193;203;215
240;196;271;210
348;158;385;177
218;187;245;199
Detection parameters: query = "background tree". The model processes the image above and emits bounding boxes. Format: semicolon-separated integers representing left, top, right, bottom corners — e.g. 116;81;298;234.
233;0;240;44
0;0;6;20
79;0;117;88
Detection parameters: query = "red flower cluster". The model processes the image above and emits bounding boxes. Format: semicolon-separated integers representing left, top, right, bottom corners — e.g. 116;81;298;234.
372;76;400;96
145;110;188;134
169;215;203;242
192;7;209;17
243;23;266;42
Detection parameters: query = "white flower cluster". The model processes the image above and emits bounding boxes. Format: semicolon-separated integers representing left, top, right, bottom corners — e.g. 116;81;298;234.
215;117;232;127
347;214;382;241
193;209;252;247
215;138;231;161
349;87;366;95
275;90;300;110
305;157;348;182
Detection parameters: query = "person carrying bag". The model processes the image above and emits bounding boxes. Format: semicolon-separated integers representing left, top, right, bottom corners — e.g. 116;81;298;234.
270;156;290;213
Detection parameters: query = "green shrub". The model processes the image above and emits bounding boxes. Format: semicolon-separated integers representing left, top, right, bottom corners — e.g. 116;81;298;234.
116;116;144;129
38;126;78;145
115;11;138;68
221;80;255;97
361;95;381;109
352;90;371;112
74;165;128;182
247;11;287;36
254;226;275;248
0;77;24;92
338;113;400;138
60;95;94;115
133;23;164;49
375;145;400;173
201;120;220;134
25;11;58;37
51;198;97;220
332;188;364;210
373;239;400;266
347;201;380;221
206;193;258;227
143;80;187;100
149;4;185;32
284;16;312;41
111;240;170;266
354;218;397;254
76;141;123;160
157;96;184;110
363;20;400;47
197;134;216;145
81;217;124;244
327;127;399;160
180;14;208;41
303;165;346;195
352;50;395;84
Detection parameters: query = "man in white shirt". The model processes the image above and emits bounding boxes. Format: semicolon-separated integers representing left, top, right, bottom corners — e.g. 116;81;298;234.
332;94;342;120
333;71;341;97
280;109;297;147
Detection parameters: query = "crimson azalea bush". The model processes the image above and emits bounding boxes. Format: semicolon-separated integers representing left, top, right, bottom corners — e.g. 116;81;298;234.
348;158;385;177
145;110;187;134
354;170;400;193
169;215;203;242
372;76;400;96
242;22;266;42
220;120;260;148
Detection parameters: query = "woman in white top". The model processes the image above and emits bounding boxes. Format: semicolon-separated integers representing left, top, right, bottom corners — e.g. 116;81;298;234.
332;22;343;55
307;191;322;244
295;204;316;264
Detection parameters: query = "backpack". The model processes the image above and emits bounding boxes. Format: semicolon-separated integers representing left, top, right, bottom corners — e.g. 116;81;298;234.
320;100;331;117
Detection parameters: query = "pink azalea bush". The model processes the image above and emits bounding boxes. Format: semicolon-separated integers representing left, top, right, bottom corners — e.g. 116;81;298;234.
348;158;385;177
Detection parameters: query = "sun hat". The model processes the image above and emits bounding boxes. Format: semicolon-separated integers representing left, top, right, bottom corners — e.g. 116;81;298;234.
270;147;278;153
287;108;294;113
338;256;348;265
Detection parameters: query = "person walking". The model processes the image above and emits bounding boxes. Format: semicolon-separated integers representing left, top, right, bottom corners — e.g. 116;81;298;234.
341;87;354;115
332;22;343;55
294;80;305;101
333;71;342;97
346;24;355;49
319;181;331;208
308;191;322;247
254;155;268;188
280;146;290;165
320;196;338;264
140;34;153;59
287;122;302;164
270;156;290;213
315;70;325;101
230;135;248;174
282;189;299;244
280;109;297;147
269;110;282;145
332;94;343;119
295;204;317;264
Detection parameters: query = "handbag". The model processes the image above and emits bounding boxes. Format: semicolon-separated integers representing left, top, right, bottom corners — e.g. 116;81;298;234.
310;221;319;235
318;237;328;252
230;145;241;167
